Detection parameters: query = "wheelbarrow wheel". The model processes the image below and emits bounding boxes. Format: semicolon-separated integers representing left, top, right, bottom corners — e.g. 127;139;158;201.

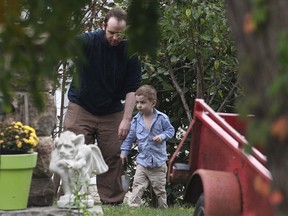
194;193;204;216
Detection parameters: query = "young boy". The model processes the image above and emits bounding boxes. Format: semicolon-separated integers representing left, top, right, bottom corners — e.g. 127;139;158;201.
120;85;175;208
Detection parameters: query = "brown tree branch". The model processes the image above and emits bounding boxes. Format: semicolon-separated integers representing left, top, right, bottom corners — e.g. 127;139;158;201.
217;83;236;112
165;53;192;122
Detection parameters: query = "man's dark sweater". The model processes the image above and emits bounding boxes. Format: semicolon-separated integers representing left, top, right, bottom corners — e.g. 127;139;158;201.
68;29;142;115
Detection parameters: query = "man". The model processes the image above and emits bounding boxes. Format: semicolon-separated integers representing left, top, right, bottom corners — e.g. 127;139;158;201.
64;7;142;204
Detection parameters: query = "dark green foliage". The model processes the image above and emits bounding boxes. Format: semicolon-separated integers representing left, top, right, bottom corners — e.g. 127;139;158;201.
0;0;90;111
127;0;160;59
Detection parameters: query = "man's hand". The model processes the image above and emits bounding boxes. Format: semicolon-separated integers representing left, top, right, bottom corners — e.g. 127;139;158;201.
118;119;130;140
120;154;127;165
119;92;136;140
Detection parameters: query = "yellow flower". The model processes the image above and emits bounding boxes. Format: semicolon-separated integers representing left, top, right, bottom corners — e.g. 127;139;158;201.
23;138;29;143
15;122;23;126
16;140;22;148
23;125;34;132
0;121;39;154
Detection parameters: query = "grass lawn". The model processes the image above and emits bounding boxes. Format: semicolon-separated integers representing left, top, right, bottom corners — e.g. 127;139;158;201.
102;204;194;216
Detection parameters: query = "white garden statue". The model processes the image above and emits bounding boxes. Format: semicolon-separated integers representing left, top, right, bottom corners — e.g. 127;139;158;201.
49;131;108;208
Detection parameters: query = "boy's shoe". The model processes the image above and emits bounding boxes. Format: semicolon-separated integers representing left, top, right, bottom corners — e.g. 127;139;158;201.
128;203;140;208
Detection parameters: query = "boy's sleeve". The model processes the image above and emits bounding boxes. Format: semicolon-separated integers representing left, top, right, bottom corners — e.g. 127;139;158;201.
160;116;175;141
120;118;137;156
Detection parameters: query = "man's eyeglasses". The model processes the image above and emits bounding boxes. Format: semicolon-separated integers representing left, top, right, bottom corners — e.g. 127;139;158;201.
107;30;126;39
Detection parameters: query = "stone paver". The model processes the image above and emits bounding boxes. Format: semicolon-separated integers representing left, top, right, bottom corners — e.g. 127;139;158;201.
0;206;103;216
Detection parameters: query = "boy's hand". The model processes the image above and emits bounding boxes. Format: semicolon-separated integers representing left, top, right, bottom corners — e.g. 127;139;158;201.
153;135;163;143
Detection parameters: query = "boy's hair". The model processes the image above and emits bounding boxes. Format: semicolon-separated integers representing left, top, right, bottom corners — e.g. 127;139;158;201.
104;7;127;24
135;85;157;101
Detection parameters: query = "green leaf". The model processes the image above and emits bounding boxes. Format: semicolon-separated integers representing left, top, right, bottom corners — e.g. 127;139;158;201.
170;56;177;63
213;37;220;43
185;9;191;17
214;60;220;69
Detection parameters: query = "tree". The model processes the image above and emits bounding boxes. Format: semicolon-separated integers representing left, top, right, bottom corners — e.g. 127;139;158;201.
142;0;239;129
225;0;288;214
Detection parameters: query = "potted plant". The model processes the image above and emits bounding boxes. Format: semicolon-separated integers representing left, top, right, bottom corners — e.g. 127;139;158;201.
0;121;39;210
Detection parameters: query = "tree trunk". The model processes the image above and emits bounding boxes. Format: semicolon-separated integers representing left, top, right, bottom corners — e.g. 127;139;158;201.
225;0;288;214
196;57;204;99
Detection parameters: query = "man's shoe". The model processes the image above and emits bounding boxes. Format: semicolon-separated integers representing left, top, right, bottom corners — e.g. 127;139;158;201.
101;200;123;206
